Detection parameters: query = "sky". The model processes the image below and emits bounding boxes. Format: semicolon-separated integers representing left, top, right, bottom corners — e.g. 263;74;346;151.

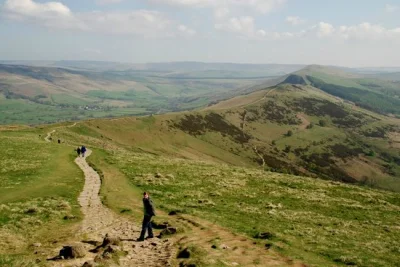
0;0;400;67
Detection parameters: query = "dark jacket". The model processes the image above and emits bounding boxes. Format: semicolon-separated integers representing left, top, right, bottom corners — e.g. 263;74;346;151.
143;197;156;216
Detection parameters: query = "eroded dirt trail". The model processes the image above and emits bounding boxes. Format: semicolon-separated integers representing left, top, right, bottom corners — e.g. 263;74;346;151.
49;146;173;266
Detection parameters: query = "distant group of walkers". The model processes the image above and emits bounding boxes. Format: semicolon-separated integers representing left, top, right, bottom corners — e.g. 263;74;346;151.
76;146;87;157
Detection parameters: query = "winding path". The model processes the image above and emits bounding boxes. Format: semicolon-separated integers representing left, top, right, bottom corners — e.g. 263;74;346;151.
46;130;173;267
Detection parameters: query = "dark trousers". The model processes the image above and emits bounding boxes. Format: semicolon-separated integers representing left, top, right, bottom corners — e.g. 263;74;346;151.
140;215;153;239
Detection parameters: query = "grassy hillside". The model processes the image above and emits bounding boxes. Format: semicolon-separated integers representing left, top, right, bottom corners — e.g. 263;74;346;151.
0;64;277;125
1;63;400;266
1;98;399;266
57;81;400;192
50;117;400;267
294;65;400;115
0;126;83;266
1;60;305;75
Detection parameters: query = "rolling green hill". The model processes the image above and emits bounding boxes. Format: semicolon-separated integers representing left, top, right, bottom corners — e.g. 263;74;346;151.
44;94;400;266
0;64;280;125
1;69;400;266
292;65;400;115
59;81;400;192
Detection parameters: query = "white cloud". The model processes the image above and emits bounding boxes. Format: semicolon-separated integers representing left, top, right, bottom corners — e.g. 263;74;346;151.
149;0;286;14
3;0;85;30
316;22;335;37
96;0;124;5
385;4;398;13
178;24;196;36
286;16;305;26
80;10;173;38
214;7;230;19
311;22;400;41
215;16;256;37
2;0;195;38
215;16;297;41
337;23;400;40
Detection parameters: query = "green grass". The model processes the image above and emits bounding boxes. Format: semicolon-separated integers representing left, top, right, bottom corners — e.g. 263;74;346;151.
0;97;149;125
103;149;400;267
0;128;84;265
0;64;265;125
50;93;92;106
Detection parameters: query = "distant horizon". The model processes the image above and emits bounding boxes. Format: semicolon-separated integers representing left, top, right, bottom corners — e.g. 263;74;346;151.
1;59;400;70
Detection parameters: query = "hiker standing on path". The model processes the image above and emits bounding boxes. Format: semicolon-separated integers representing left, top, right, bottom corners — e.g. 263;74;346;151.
81;146;87;157
76;147;81;157
137;192;156;241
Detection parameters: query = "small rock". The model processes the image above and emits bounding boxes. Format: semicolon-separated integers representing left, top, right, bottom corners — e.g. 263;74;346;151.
63;215;76;220
59;244;86;259
155;173;163;178
153;221;169;229
177;248;191;259
82;261;95;267
25;207;38;214
102;234;121;246
168;211;179;216
151;242;157;246
166;174;175;179
104;245;120;254
94;255;103;263
254;232;274;240
102;252;112;260
220;244;229;250
211;245;217;249
32;243;42;248
159;227;178;238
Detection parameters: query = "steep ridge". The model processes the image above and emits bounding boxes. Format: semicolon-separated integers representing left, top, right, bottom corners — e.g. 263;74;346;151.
71;78;400;192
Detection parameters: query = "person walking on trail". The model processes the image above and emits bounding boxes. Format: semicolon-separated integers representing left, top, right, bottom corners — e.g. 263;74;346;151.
137;192;156;242
76;147;81;157
81;146;87;157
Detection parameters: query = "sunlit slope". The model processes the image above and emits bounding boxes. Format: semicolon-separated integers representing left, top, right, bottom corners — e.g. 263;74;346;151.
53;116;400;267
55;79;400;192
0;127;83;265
0;64;272;125
293;65;400;115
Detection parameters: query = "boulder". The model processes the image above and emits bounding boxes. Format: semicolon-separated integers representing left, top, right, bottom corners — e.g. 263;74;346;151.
152;221;169;229
177;248;191;259
104;245;120;254
159;227;178;238
254;232;274;240
102;234;121;246
168;210;179;216
63;215;76;220
82;261;96;267
59;244;86;259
